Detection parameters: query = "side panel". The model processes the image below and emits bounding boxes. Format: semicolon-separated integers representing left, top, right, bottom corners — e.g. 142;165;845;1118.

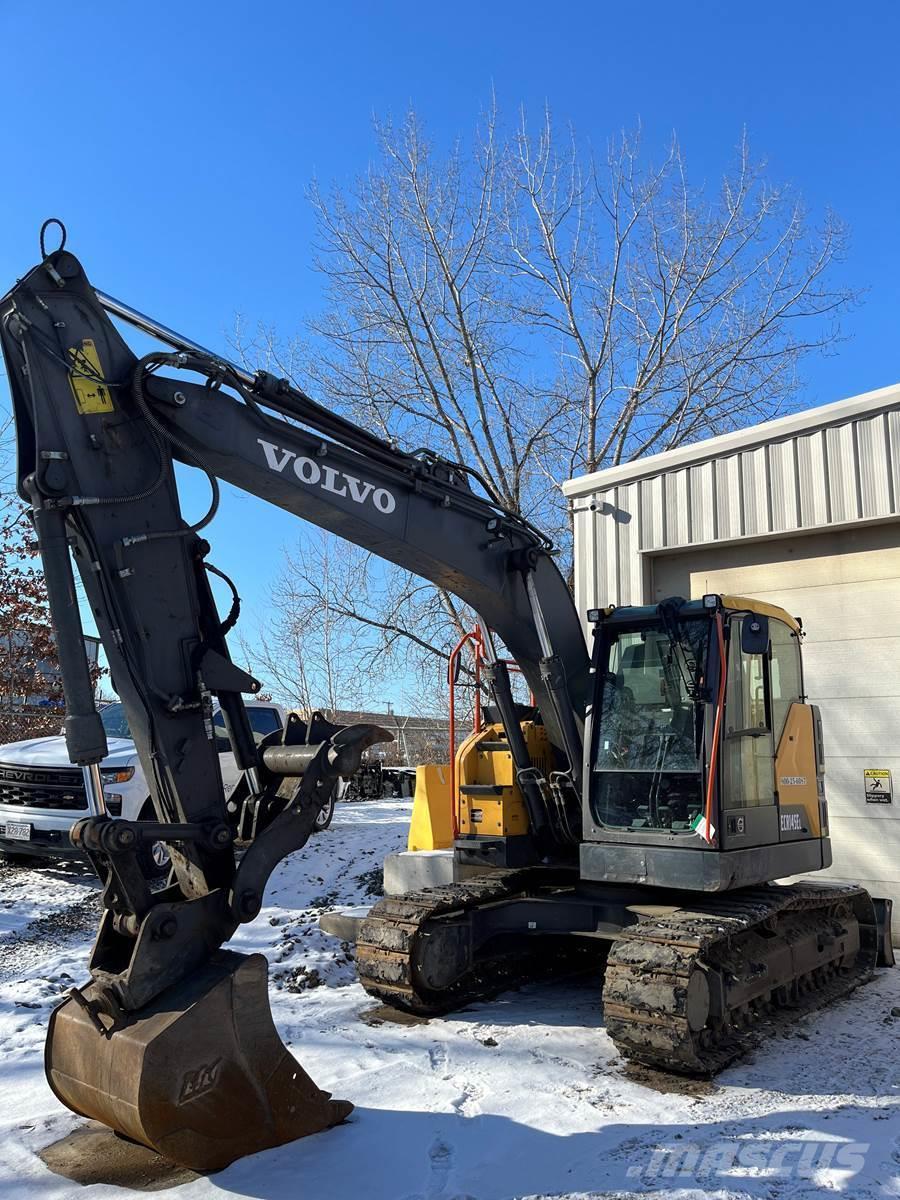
455;722;550;838
407;764;453;852
775;703;822;838
580;836;829;891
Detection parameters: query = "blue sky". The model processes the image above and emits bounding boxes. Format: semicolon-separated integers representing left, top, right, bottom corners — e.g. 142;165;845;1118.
2;1;899;699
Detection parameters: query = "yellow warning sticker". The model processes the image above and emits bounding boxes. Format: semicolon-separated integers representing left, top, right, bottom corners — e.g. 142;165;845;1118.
864;768;892;804
68;338;114;414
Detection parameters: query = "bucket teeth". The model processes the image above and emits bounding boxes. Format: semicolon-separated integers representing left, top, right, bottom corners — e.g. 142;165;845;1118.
45;950;351;1172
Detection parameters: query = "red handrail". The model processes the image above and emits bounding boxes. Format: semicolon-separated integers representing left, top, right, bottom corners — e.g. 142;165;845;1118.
446;630;535;839
447;626;484;839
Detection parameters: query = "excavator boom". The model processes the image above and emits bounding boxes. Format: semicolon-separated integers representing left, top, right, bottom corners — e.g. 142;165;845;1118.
0;234;590;1169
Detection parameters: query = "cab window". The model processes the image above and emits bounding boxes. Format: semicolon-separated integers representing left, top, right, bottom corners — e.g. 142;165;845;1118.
99;702;132;739
590;620;708;833
723;616;775;808
248;706;282;738
768;619;803;744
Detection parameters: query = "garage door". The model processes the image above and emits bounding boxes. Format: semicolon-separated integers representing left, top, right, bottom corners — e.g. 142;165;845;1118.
651;523;900;942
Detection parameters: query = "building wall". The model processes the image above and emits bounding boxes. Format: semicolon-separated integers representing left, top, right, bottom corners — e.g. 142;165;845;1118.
565;383;900;618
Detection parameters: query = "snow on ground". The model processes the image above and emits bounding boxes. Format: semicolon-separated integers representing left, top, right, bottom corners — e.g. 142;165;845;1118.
0;799;898;1200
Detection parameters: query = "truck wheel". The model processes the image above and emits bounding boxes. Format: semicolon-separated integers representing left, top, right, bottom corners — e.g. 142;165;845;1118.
314;788;336;833
137;802;171;882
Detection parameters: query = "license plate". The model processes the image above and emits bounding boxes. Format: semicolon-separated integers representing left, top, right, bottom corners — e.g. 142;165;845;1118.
2;821;32;842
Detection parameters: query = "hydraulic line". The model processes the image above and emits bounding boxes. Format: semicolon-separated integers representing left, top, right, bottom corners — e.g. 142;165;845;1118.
126;354;220;539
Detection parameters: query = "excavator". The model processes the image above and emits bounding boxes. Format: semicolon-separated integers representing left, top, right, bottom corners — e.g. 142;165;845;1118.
0;225;892;1173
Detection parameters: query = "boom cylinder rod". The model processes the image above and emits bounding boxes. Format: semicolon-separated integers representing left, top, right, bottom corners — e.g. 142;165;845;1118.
82;763;108;818
96;290;256;388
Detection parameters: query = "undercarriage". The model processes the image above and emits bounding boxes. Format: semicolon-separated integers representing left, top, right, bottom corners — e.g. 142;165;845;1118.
356;868;890;1075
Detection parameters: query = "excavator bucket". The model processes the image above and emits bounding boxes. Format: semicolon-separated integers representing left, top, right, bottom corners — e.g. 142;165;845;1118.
45;950;352;1173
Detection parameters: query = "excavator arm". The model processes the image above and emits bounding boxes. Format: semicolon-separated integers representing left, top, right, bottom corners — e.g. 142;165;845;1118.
0;235;590;1169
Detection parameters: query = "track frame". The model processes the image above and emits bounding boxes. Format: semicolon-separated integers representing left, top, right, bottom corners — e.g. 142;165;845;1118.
357;870;883;1075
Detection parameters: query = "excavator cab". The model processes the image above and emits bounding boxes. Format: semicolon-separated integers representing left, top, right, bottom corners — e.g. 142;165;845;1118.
436;594;829;892
582;594;830;891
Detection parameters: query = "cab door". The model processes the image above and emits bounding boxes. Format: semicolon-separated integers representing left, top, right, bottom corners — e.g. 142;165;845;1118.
721;615;780;849
768;618;822;841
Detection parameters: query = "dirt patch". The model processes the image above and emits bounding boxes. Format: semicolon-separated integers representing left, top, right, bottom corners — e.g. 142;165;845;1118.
621;1060;716;1097
356;866;384;897
359;1003;430;1027
39;1121;201;1191
278;964;325;993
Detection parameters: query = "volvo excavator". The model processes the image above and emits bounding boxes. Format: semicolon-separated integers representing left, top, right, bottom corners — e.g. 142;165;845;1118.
0;226;892;1173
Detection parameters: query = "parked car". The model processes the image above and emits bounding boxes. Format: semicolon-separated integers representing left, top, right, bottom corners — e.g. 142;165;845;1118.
0;698;336;877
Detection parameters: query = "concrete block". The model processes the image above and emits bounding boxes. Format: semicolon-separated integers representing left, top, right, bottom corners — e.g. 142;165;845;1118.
383;850;482;896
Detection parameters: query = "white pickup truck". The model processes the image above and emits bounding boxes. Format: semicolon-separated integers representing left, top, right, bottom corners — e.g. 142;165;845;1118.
0;699;335;876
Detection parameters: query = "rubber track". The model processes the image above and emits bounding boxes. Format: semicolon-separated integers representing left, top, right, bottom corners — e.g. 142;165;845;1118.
603;880;878;1074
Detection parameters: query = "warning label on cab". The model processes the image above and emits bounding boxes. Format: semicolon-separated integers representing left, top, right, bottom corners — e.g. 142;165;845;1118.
864;769;892;804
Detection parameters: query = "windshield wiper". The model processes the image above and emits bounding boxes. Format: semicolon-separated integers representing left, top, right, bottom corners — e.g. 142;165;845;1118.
657;599;705;703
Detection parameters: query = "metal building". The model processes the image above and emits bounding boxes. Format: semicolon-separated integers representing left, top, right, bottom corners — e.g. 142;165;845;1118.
564;383;900;938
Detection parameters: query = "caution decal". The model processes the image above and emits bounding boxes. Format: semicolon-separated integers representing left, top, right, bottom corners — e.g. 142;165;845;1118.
864;768;892;804
68;338;114;414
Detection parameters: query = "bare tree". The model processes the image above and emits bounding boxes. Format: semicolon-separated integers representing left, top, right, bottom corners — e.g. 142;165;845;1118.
239;529;489;719
238;531;384;712
237;103;858;700
501;117;852;493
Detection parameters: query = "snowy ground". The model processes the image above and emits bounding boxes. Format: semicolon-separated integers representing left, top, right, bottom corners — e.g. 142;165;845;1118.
0;799;898;1200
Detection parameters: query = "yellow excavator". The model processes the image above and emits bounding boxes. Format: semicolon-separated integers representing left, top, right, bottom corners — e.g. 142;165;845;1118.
0;227;892;1171
355;594;894;1075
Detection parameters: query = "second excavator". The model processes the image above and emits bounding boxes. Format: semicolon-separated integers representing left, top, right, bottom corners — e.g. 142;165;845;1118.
0;228;892;1171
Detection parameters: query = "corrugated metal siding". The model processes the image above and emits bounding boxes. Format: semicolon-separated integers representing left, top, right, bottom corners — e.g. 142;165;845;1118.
689;462;715;543
569;396;900;608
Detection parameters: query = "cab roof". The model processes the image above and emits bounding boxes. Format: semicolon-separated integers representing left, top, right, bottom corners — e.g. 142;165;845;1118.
720;595;801;634
598;595;801;635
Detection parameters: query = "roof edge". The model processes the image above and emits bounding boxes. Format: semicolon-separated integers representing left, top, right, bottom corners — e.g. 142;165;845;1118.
562;381;900;498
